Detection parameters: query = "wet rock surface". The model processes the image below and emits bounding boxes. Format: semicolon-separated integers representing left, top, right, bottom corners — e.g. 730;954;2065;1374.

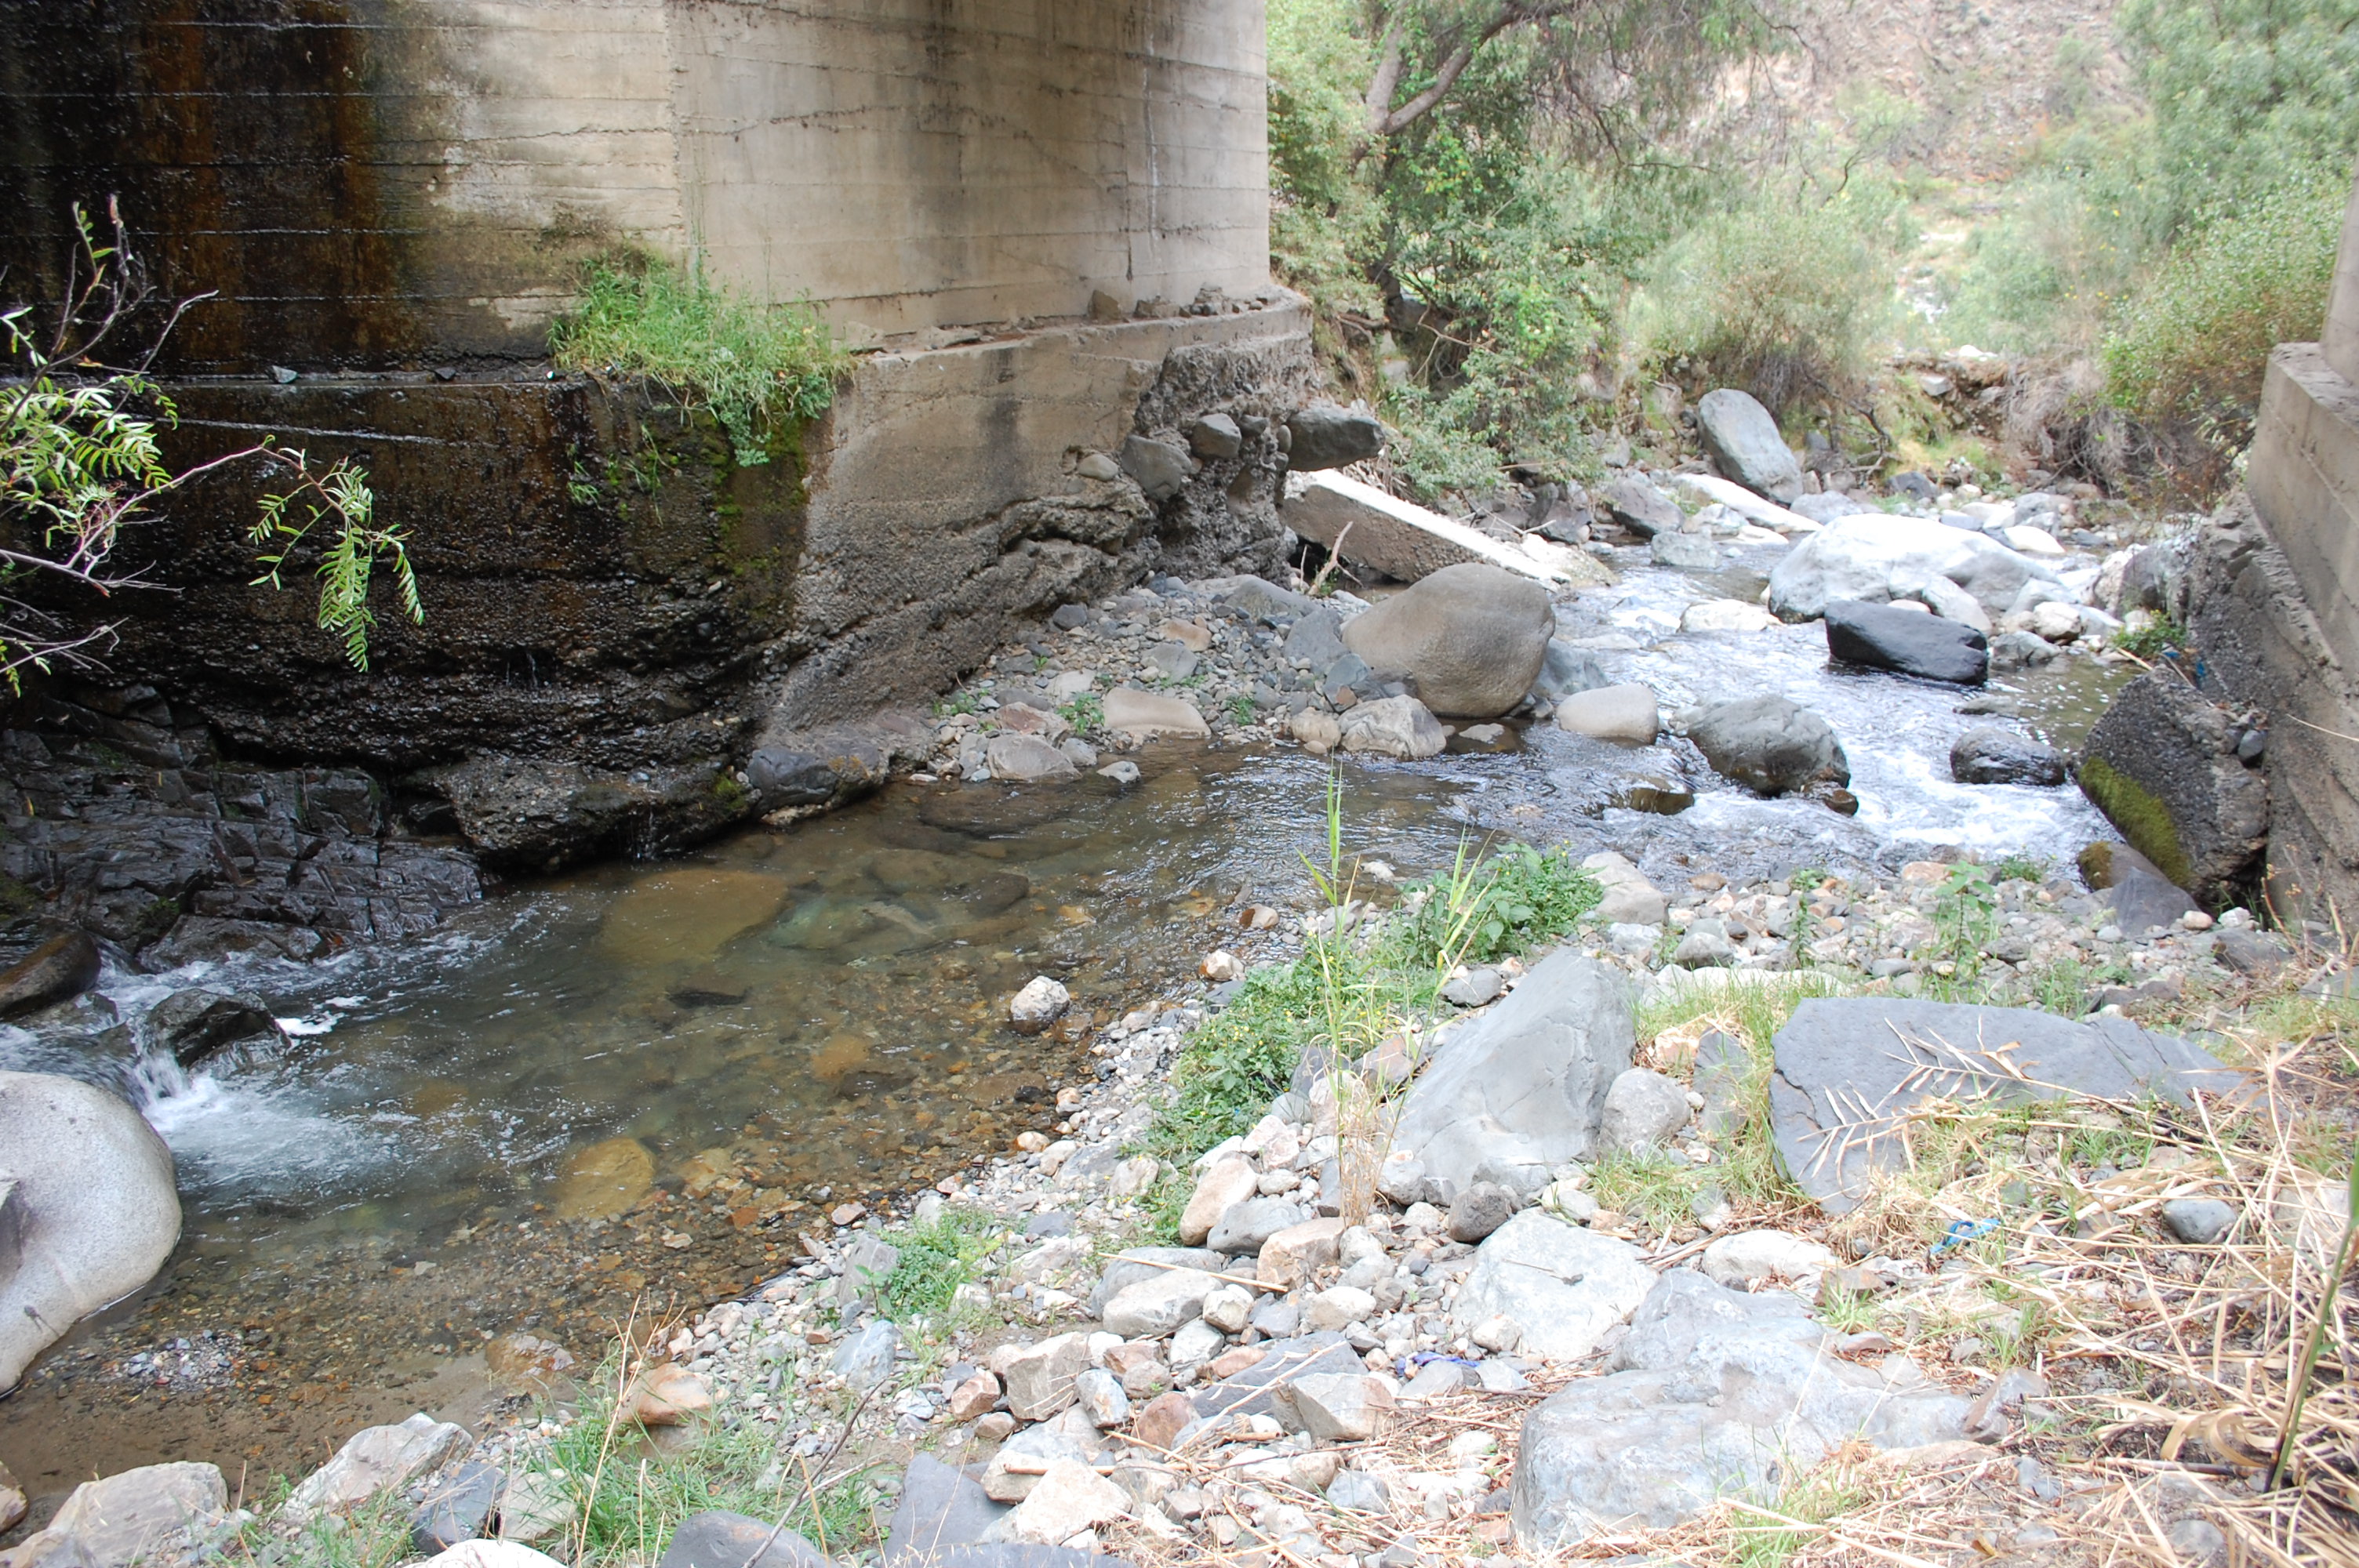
0;693;482;956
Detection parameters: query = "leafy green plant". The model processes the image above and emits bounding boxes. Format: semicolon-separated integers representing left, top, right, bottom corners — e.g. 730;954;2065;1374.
1992;854;2048;884
247;456;421;671
1630;174;1902;413
1226;694;1258;726
1923;865;2001;996
1;199;420;681
1390;840;1601;971
2103;172;2346;428
1057;693;1104;732
878;1208;1007;1320
551;254;849;466
2114;615;2186;661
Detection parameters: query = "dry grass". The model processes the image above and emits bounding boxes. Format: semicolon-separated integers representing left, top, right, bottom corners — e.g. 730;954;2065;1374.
1089;975;2359;1568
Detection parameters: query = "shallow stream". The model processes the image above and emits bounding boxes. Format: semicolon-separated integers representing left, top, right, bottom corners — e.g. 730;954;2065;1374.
0;545;2129;1497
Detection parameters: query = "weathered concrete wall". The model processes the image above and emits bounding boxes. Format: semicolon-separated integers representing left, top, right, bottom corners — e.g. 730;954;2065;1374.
0;0;1270;369
2188;166;2359;921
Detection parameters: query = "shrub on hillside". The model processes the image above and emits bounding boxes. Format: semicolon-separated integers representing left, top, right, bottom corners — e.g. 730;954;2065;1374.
1630;187;1898;413
2102;174;2346;426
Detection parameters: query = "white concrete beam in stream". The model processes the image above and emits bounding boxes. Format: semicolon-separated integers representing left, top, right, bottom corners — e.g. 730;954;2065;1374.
1280;472;1612;587
1671;474;1824;534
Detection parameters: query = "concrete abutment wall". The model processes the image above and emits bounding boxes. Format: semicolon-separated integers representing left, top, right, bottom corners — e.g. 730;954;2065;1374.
2190;169;2359;922
0;0;1271;367
0;1;1312;877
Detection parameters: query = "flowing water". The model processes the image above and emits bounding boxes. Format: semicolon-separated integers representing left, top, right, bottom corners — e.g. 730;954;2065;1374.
0;546;2131;1499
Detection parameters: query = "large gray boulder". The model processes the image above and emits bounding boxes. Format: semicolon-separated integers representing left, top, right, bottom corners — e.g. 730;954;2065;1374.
0;1072;182;1389
1512;1272;1972;1546
2080;673;2269;905
0;1461;227;1568
1768;515;2062;621
1769;999;2237;1214
1695;390;1803;504
1451;1211;1653;1359
1685;695;1848;796
1823;599;1988;684
1379;952;1635;1204
1339;562;1554;718
1285;405;1387;472
1598;475;1684;539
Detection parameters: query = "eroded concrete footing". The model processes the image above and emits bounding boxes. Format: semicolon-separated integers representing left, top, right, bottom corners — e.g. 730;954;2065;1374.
21;301;1313;911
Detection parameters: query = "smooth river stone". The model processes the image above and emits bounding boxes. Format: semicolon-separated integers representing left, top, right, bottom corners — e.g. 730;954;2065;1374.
554;1137;655;1220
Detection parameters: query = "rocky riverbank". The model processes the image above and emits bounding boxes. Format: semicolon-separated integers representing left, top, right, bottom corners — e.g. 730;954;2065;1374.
12;812;2349;1567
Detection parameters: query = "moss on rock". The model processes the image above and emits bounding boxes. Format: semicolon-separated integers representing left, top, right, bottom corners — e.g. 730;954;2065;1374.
2077;753;2195;892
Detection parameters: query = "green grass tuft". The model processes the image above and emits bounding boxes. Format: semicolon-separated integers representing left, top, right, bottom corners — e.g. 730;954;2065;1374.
551;255;849;466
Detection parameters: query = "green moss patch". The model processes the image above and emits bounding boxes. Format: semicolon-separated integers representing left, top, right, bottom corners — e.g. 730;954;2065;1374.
2077;753;2194;891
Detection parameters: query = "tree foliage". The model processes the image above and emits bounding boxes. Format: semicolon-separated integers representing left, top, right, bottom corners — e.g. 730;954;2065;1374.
0;201;421;685
2118;0;2359;240
1269;0;1779;497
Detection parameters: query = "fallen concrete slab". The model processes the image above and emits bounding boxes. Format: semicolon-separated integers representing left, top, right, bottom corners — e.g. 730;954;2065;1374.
1281;473;1609;587
1670;474;1823;534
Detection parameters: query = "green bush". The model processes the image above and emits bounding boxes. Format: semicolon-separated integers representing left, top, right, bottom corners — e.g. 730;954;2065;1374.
1630;182;1899;412
2118;0;2359;238
550;255;849;466
2103;174;2347;423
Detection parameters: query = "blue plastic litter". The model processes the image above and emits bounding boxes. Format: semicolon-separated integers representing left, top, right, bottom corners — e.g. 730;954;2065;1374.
1932;1217;1999;1254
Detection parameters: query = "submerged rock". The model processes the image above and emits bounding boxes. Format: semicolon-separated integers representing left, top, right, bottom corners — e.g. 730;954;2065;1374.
144;989;285;1067
1950;727;2068;786
1685;695;1848;797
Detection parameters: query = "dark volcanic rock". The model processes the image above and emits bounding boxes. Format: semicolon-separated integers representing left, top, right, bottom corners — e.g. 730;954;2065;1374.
1285;405;1386;471
1950;727;2066;786
0;932;100;1017
145;989;285;1066
1823;600;1988;684
0;701;482;951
